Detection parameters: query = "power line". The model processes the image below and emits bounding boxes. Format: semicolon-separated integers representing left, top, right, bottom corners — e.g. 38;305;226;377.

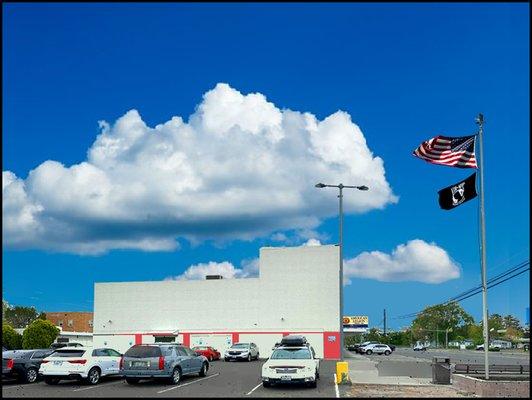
393;260;530;320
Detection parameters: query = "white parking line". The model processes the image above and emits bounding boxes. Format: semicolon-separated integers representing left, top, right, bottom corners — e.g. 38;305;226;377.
2;383;35;390
333;373;339;398
72;379;125;392
245;382;262;396
156;373;220;394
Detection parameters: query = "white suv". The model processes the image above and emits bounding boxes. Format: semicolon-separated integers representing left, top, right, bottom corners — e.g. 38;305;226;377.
261;345;319;388
360;344;392;355
39;347;122;385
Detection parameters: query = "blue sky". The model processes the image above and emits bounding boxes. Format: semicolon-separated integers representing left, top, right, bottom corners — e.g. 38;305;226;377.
2;3;529;330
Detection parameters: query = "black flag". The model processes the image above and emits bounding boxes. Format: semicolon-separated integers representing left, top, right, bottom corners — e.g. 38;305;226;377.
438;173;477;210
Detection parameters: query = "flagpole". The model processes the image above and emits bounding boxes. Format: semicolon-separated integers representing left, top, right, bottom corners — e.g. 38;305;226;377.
476;113;490;380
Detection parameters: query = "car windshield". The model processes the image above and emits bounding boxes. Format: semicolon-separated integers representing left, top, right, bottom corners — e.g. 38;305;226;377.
124;345;162;358
51;350;86;358
231;344;249;349
271;348;311;360
193;347;208;350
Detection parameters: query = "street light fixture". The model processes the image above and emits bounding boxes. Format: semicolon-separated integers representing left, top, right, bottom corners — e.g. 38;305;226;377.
315;182;369;361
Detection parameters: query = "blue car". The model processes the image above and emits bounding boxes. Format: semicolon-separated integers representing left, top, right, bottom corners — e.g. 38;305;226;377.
121;344;209;384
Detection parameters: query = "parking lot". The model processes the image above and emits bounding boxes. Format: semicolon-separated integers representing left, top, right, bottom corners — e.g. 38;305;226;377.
2;359;339;398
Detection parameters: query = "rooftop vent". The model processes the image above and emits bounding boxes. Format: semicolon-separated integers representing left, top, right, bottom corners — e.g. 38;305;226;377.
205;275;223;280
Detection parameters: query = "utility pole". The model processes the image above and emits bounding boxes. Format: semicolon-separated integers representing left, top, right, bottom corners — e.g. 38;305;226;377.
383;309;387;337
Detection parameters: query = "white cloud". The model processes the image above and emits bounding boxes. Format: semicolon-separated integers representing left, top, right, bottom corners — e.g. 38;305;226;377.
3;83;397;254
302;238;322;246
343;239;461;284
165;258;259;281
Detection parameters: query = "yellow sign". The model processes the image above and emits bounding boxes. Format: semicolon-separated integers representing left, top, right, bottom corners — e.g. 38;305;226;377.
343;316;368;325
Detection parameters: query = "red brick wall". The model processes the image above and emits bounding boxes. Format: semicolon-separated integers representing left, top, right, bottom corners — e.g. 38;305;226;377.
45;312;93;332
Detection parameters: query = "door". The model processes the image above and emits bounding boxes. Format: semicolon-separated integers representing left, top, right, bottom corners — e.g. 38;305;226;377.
184;347;202;372
105;349;122;375
176;346;191;374
92;349;113;375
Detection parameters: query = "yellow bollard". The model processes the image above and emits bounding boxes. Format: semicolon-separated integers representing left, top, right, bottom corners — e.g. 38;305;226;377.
336;361;351;385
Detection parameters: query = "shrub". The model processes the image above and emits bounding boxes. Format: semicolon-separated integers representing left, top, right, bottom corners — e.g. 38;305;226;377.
22;319;60;349
2;324;23;349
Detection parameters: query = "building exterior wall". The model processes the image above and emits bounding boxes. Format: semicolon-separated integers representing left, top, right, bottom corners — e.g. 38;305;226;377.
45;312;93;332
56;331;93;347
93;245;340;359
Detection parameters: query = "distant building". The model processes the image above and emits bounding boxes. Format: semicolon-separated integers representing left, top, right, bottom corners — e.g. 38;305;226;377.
45;312;93;333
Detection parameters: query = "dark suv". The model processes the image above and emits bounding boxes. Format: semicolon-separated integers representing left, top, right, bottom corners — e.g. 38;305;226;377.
2;349;55;383
121;344;209;385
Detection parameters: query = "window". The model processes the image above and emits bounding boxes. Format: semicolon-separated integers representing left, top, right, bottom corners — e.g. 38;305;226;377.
154;336;175;343
88;320;93;327
176;347;188;357
58;320;63;326
271;348;311;360
184;347;196;357
52;350;86;358
92;349;109;357
124;345;161;358
162;347;174;356
107;349;122;357
31;351;47;359
67;320;73;327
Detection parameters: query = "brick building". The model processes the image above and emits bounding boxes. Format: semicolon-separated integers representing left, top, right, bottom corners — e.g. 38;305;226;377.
45;312;94;332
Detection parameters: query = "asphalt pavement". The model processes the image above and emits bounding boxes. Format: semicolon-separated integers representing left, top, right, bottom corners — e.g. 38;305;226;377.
2;359;338;398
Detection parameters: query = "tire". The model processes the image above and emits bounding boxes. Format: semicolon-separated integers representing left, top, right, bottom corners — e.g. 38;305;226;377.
262;381;271;388
125;377;139;384
208;356;213;362
308;376;318;388
384;350;391;356
316;370;320;379
199;362;208;377
25;368;38;383
168;367;181;385
247;354;251;362
366;350;373;355
255;353;259;360
224;357;229;362
86;367;101;385
44;377;60;385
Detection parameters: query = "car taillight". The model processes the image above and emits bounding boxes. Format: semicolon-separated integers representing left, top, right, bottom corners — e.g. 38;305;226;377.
6;359;14;369
119;356;124;370
158;356;164;370
68;359;87;364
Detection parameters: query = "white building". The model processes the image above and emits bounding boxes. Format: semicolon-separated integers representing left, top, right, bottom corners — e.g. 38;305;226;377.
93;245;341;359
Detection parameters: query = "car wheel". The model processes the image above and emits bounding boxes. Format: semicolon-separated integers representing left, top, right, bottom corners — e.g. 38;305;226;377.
224;357;229;362
44;377;60;385
262;381;271;388
87;367;101;385
25;368;38;383
366;350;373;355
169;367;181;385
316;370;320;379
208;356;213;362
247;354;251;362
255;353;259;360
308;376;318;388
125;377;139;384
384;350;391;356
199;362;208;377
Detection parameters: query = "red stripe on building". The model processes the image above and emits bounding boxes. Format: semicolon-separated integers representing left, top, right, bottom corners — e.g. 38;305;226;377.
231;332;239;343
135;334;142;344
182;333;190;347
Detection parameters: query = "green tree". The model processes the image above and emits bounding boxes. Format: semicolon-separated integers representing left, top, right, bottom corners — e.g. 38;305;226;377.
22;319;60;349
468;324;484;345
365;328;382;342
2;323;23;349
4;305;39;329
503;315;523;331
412;302;474;343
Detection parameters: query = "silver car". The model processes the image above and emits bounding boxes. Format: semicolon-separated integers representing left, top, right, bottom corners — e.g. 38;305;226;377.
121;344;209;384
224;343;259;361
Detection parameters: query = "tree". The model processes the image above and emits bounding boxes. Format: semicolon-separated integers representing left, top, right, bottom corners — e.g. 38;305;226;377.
4;305;39;329
3;323;23;349
467;324;484;345
22;319;60;349
365;328;382;342
503;315;523;331
412;302;474;343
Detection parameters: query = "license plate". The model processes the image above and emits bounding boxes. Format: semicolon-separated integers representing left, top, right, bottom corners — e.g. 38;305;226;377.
281;375;291;381
53;361;63;366
133;361;148;367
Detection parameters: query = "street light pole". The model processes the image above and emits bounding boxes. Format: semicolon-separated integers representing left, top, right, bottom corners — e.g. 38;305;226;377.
315;182;369;362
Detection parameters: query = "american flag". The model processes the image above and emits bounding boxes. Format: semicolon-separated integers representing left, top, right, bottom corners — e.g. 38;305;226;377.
413;135;477;168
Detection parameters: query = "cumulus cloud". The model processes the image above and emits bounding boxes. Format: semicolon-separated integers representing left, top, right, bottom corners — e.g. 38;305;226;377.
3;83;397;254
302;238;322;246
165;258;259;281
344;239;461;284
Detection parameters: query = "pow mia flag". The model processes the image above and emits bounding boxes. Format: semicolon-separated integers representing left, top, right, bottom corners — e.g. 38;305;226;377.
438;173;477;210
